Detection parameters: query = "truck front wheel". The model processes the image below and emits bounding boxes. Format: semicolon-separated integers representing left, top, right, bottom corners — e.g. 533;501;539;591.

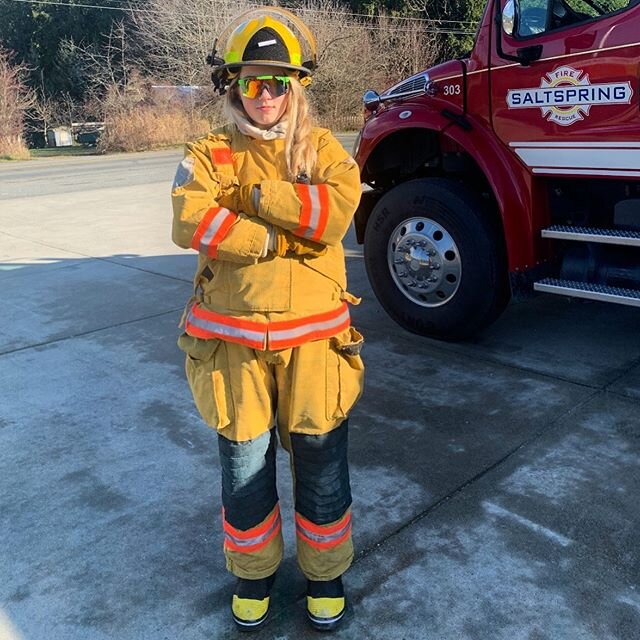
363;178;509;341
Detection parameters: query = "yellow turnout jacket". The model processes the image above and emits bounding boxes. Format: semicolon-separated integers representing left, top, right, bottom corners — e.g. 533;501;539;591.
171;125;362;350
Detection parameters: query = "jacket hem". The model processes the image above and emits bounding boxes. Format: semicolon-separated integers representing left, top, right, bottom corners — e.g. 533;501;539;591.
185;302;351;350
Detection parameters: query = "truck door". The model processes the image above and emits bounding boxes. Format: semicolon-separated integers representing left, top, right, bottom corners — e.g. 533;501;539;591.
491;0;640;178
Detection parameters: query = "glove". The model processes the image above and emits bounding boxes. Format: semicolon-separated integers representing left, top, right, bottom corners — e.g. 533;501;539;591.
237;183;260;216
212;174;240;212
219;183;259;216
273;228;327;258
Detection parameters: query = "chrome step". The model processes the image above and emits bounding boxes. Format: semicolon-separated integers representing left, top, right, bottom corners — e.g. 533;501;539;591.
533;278;640;307
541;225;640;247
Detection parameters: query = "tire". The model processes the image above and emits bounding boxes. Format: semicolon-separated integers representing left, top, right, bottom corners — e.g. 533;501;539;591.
363;178;509;341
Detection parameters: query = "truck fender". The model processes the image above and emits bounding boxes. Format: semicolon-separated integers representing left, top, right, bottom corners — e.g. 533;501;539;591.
354;106;451;176
353;107;450;243
440;123;535;271
356;106;536;271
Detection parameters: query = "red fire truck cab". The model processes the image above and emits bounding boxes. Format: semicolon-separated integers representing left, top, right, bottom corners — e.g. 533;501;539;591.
354;0;640;340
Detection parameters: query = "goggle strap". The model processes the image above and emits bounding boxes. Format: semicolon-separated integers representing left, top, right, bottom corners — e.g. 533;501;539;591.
240;75;290;82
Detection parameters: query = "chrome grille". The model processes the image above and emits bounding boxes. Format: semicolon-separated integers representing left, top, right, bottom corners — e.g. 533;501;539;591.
384;74;428;97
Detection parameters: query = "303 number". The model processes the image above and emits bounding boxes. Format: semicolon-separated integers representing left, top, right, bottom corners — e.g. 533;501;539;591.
443;84;462;96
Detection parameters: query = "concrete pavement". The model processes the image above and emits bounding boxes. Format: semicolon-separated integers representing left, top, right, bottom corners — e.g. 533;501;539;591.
1;141;639;639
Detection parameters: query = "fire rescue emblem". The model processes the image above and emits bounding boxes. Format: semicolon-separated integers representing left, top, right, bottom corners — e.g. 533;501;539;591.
507;66;633;126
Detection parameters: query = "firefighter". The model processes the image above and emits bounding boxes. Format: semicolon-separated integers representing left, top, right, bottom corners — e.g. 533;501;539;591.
171;7;364;632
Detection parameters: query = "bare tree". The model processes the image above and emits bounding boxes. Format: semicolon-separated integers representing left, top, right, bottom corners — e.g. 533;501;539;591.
369;12;442;86
29;92;57;143
57;92;79;128
297;0;441;127
75;20;137;104
0;47;36;158
129;0;253;87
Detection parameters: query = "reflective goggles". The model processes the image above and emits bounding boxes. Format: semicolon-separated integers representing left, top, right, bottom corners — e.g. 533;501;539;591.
237;75;291;99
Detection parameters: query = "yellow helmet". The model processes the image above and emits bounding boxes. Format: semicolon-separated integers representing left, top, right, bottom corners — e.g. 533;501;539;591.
208;7;317;94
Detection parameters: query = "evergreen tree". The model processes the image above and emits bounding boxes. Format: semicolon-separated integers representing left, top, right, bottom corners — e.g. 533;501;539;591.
0;0;116;97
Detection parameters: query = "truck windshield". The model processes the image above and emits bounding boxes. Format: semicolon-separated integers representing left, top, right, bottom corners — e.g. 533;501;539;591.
518;0;635;36
559;0;632;17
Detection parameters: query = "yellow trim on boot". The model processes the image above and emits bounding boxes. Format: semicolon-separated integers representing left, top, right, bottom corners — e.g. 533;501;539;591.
232;594;270;628
306;595;345;624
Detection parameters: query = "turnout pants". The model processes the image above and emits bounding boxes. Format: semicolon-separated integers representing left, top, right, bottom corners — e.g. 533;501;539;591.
178;326;364;581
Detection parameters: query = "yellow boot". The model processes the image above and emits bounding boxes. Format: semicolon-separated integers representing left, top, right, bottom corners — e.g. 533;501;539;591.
231;574;275;632
306;576;346;631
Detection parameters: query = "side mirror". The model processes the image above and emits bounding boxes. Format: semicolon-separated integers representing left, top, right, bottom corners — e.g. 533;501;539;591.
502;0;517;35
363;90;381;112
495;0;543;66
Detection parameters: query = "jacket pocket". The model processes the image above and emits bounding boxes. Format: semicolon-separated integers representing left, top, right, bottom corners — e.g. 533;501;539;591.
326;327;365;421
178;333;233;429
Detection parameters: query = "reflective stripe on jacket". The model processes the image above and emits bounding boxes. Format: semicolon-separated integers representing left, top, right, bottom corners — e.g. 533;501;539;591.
171;125;362;349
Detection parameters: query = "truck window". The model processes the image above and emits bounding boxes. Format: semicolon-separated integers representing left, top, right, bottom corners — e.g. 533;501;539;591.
517;0;633;37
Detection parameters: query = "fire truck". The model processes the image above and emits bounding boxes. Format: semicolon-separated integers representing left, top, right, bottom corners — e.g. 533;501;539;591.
353;0;640;340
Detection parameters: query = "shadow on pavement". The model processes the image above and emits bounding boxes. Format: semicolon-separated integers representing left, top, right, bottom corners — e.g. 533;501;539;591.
1;252;639;639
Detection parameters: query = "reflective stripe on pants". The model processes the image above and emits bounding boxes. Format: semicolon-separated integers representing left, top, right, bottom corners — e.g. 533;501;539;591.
220;423;353;582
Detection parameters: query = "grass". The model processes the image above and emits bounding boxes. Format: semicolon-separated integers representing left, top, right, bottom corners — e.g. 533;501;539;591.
30;146;101;158
0;136;31;160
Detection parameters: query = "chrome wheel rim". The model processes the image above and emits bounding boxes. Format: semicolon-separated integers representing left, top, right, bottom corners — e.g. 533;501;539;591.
387;217;462;307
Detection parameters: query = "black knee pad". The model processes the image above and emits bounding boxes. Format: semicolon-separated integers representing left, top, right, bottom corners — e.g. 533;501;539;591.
218;429;278;530
291;420;352;525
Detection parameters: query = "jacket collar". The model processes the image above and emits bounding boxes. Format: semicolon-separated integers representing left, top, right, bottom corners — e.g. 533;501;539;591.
228;106;288;141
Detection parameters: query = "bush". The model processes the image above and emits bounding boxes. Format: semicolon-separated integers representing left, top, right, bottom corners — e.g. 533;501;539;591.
0;135;30;160
0;47;34;159
97;70;210;152
99;105;210;152
305;2;441;129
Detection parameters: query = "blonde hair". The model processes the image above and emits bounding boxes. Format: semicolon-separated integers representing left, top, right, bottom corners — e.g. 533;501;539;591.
224;74;317;180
